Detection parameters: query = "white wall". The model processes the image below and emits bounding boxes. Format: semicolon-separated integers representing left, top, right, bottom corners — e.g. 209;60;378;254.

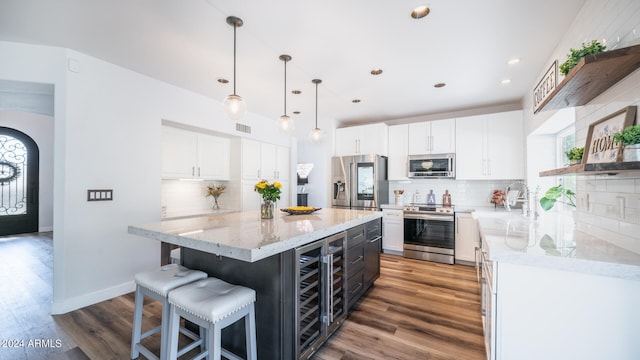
0;110;54;231
1;40;294;314
522;0;640;254
295;123;335;208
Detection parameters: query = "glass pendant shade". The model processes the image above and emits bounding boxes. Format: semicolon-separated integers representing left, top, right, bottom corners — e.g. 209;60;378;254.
224;16;245;121
277;54;294;133
309;127;324;143
277;114;294;133
223;94;246;121
310;79;323;143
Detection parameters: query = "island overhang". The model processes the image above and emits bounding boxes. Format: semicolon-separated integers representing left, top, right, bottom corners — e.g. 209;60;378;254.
128;208;382;262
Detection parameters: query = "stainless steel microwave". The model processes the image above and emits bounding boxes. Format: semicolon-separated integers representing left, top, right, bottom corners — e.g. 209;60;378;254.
407;153;455;178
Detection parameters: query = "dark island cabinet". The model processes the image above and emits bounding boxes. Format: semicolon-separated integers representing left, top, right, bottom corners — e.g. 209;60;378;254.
364;219;382;290
346;218;382;309
182;219;382;359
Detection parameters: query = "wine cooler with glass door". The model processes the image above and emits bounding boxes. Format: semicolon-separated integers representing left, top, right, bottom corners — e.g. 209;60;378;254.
295;232;347;359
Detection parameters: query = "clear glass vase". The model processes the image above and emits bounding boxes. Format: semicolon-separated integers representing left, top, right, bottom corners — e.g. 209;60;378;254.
261;201;274;220
212;196;220;209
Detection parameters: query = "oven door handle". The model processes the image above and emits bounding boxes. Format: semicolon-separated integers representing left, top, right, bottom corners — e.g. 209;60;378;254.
403;213;454;221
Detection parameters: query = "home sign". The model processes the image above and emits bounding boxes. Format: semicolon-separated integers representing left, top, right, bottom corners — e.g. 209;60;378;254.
584;106;636;163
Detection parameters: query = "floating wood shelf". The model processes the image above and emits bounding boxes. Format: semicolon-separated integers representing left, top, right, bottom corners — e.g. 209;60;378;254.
539;161;640;176
536;44;640;113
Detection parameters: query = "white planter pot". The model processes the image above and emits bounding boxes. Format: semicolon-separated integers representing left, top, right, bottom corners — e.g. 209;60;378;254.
622;144;640;162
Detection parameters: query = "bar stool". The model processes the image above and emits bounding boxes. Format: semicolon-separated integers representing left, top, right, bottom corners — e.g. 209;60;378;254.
131;264;207;360
167;277;257;360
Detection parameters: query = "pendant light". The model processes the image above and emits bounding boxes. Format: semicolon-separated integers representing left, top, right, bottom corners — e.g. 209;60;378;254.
223;16;246;121
277;54;294;133
309;79;324;143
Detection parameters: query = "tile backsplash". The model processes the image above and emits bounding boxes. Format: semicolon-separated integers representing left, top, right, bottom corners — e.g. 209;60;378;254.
388;179;522;208
576;174;640;255
161;179;238;217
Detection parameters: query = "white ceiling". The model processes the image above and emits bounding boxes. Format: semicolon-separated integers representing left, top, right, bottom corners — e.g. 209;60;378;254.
0;0;585;127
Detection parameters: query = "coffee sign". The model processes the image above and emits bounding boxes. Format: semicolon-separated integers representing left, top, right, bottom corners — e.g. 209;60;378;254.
533;61;558;113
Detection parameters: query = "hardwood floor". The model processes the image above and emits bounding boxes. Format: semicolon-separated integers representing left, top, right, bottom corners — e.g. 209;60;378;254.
312;255;485;360
0;233;485;360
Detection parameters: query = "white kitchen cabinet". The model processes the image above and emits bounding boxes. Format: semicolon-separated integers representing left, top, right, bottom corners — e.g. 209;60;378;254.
487;261;640;360
454;213;477;264
241;139;289;181
387;124;409;180
382;208;404;254
275;145;290;181
408;118;456;155
335;123;388;156
241;139;290;211
197;133;231;179
455;110;523;180
162;126;230;180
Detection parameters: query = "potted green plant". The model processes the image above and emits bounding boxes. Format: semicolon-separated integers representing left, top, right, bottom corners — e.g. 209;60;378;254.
559;40;606;76
539;184;576;211
564;146;584;165
613;124;640;162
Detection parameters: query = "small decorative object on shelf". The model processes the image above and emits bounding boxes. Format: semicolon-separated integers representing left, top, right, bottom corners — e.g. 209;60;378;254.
539;185;576;211
491;190;506;207
614;124;640;162
565;147;584;165
559;40;606;76
206;183;226;209
585;106;636;163
255;180;282;219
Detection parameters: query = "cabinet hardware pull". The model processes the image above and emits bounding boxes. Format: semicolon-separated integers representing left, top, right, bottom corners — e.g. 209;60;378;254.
192;166;195;177
350;283;363;294
198;167;201;177
350;256;363;265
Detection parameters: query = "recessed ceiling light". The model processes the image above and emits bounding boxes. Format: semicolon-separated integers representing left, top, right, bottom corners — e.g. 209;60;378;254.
410;5;430;19
501;79;512;85
507;58;521;65
434;82;446;88
292;90;301;94
352;99;361;103
217;78;229;84
371;69;383;75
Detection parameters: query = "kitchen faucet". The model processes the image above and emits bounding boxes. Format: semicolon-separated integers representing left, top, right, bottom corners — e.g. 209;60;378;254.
504;181;538;220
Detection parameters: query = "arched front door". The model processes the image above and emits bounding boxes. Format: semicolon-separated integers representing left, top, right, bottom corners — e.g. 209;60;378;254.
0;127;39;235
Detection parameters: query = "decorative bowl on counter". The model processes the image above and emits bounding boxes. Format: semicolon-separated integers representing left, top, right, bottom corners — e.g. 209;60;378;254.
280;206;321;215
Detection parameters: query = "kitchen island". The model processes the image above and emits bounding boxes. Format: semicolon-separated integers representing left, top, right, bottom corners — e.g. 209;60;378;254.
474;210;640;360
129;208;383;359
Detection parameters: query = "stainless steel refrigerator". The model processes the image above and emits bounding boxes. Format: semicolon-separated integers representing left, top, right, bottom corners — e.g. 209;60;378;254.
331;155;388;210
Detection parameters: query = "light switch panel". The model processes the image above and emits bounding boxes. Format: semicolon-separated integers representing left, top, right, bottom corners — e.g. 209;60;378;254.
87;189;113;201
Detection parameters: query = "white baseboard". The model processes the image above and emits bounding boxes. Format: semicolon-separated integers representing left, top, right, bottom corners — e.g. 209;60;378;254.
39;225;53;232
50;280;135;315
382;249;403;256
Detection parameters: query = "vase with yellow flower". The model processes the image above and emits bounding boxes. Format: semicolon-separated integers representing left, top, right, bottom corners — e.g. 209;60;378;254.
254;180;282;219
206;183;226;209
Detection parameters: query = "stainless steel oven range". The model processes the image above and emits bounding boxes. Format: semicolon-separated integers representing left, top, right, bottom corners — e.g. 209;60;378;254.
403;204;455;264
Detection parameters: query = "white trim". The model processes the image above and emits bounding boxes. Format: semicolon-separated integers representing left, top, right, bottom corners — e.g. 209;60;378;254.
50;280;135;315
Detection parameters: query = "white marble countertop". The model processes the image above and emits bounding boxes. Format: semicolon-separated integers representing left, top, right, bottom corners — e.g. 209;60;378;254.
381;204;404;210
129;208;382;263
163;208;238;221
474;209;640;281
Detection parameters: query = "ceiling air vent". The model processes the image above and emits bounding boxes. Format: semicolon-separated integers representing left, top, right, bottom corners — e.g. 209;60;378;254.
235;123;251;134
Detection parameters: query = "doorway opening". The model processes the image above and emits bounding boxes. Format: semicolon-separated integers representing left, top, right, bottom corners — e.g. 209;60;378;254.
0;127;39;235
